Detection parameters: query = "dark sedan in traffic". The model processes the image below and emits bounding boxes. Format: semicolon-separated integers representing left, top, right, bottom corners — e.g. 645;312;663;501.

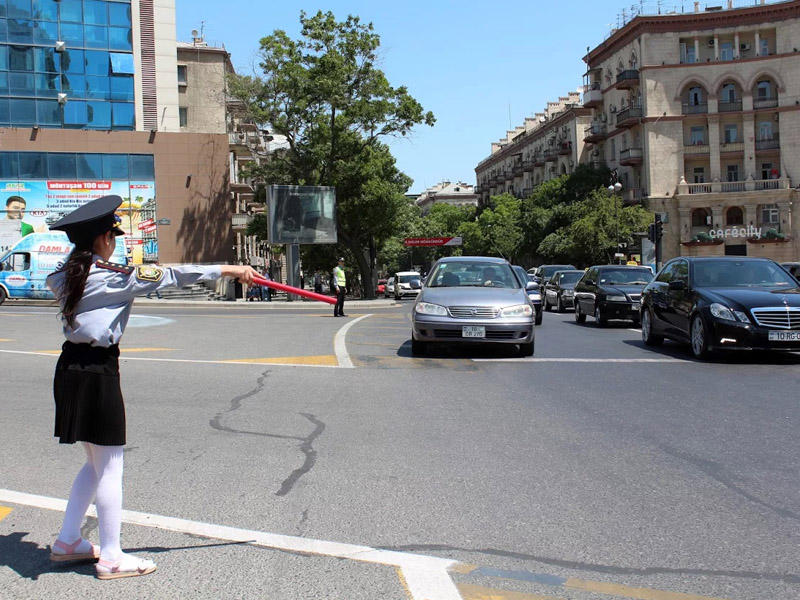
641;257;800;359
574;265;654;326
543;270;584;312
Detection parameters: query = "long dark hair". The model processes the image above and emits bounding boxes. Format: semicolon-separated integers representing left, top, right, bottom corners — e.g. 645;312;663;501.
57;242;94;328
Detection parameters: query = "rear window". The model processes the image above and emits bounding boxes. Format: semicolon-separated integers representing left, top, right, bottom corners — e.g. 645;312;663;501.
598;269;653;285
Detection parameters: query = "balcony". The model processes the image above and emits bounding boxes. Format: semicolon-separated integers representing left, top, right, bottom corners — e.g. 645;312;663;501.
619;147;643;166
584;122;607;143
583;87;603;108
718;100;742;112
755;133;780;151
616;69;639;89
522;158;535;171
679;177;791;194
753;98;778;110
623;188;643;205
544;148;559;162
533;154;545;167
558;142;572;155
232;213;253;229
615;105;642;128
684;141;709;155
682;103;708;115
719;141;744;154
512;161;524;176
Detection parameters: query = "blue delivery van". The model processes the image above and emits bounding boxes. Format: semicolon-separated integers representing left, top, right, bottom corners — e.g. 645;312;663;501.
0;232;127;305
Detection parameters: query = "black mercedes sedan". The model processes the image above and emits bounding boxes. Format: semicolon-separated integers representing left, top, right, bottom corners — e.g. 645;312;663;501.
543;269;584;312
640;257;800;359
574;265;654;326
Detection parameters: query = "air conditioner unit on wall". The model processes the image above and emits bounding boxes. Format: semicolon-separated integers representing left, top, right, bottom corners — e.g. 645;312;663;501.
707;39;715;47
740;43;751;51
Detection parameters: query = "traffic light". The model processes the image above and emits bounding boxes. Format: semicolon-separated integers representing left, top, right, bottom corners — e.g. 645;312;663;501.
654;214;663;241
647;223;656;243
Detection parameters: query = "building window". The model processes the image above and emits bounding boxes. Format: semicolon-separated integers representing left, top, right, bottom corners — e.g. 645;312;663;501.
692;208;710;227
726;164;739;182
761;162;776;180
681;43;696;64
688;87;703;106
756;80;773;100
177;65;187;86
693;167;705;183
759;38;769;56
758;121;773;140
721;83;737;103
726;207;744;225
720;42;733;61
690;126;706;145
724;124;738;144
179;107;188;127
760;204;779;225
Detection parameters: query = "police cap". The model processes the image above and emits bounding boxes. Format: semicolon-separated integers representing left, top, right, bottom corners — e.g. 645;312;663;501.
49;194;126;244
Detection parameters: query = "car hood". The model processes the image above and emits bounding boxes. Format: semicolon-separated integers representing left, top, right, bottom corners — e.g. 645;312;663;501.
559;283;576;291
419;286;527;307
701;286;800;309
599;284;648;296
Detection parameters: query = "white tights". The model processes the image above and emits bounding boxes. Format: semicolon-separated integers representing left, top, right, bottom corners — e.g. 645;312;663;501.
59;442;124;561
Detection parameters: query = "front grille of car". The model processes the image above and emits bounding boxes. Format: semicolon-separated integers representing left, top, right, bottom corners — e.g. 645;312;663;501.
433;329;464;338
751;307;800;329
432;329;524;339
447;306;499;319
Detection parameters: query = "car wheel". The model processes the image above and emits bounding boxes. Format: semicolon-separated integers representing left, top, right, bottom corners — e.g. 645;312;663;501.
543;295;551;311
595;305;607;327
518;341;534;357
574;301;586;323
557;295;565;313
690;314;712;360
0;286;6;306
535;308;542;326
411;338;427;356
641;309;663;346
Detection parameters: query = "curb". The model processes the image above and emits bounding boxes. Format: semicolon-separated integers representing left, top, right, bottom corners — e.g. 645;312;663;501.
3;299;404;310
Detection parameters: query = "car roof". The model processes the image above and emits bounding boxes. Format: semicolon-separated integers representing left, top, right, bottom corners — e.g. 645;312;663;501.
671;257;775;263
589;264;652;270
437;256;508;265
396;270;420;275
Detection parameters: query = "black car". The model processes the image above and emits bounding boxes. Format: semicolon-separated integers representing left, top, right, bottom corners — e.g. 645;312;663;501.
641;257;800;359
574;265;654;326
543;270;584;312
528;264;576;286
781;262;800;280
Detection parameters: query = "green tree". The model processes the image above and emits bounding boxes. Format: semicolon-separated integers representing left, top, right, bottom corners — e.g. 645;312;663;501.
230;11;435;298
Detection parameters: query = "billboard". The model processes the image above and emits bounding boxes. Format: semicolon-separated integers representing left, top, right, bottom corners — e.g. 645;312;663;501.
268;185;336;244
0;180;156;264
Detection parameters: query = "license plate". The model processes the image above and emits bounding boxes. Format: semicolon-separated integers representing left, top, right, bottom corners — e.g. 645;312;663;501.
768;331;800;342
462;326;485;338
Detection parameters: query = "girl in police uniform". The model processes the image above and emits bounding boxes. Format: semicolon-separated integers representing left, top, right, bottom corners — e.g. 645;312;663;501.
45;195;257;579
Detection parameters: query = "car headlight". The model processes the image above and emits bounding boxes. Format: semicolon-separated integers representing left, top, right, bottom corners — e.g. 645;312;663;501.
415;302;448;316
709;303;750;323
500;304;533;318
606;295;626;302
528;292;541;301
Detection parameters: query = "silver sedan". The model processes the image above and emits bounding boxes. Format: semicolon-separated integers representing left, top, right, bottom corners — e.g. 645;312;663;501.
411;256;535;356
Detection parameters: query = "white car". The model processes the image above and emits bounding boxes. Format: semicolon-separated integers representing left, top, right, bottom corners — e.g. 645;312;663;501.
384;276;395;298
394;271;423;300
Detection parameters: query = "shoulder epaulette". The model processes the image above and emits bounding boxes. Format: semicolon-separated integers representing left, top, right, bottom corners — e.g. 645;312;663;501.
95;260;134;275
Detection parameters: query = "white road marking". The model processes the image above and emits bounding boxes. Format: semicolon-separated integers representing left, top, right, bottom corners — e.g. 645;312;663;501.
0;349;340;369
334;314;372;368
0;488;462;600
473;357;688;363
628;328;642;333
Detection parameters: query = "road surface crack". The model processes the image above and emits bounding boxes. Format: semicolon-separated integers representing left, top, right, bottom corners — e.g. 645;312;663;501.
276;413;325;497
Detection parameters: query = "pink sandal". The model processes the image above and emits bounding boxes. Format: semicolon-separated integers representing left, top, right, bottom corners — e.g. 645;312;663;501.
49;538;100;562
95;555;157;580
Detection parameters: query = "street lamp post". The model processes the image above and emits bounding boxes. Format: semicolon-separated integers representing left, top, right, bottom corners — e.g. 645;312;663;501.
607;180;623;263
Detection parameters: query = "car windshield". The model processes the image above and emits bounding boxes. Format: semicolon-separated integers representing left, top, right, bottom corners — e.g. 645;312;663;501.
599;269;654;285
693;260;798;288
541;265;575;279
428;261;520;288
398;274;420;283
557;272;582;284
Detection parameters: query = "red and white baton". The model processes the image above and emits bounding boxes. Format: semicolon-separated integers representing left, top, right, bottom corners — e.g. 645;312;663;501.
252;275;337;305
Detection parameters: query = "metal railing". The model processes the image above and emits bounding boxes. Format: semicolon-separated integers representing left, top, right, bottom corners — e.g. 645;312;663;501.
755;134;780;150
719;141;743;152
616;69;639;85
682;102;708;114
684;142;710;154
753;98;778;109
584;123;607;140
718;100;742;112
616;105;643;126
619;147;643;163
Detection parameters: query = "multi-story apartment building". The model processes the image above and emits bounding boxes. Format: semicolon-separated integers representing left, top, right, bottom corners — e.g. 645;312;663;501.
0;0;232;264
474;92;593;207
584;0;800;262
415;181;478;214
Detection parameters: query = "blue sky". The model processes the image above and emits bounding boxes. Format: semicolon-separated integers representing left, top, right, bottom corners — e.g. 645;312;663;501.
174;1;674;193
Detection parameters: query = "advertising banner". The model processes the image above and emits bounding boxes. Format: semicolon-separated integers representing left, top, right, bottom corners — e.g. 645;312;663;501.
268;185;337;245
404;236;463;247
0;180;156;263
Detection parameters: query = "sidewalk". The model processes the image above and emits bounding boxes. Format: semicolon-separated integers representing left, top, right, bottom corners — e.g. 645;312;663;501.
4;297;402;309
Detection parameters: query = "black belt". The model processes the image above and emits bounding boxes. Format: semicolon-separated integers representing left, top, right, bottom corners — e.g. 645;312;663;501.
61;341;120;359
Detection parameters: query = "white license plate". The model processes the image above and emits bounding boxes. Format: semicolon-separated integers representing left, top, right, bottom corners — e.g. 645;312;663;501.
462;326;485;338
768;331;800;342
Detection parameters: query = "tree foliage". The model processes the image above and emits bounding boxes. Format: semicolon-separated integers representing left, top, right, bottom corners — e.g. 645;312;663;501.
229;10;435;297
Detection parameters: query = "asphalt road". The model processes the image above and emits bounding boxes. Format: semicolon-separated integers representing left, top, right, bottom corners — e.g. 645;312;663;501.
0;301;797;600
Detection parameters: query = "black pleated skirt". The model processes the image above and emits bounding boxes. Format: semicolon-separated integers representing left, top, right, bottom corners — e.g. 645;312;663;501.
53;341;126;446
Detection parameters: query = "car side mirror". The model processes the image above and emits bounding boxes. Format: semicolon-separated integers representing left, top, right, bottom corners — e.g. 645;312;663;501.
668;280;686;291
526;281;537;291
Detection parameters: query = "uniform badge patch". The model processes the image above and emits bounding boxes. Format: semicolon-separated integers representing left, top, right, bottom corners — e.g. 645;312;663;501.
135;265;164;282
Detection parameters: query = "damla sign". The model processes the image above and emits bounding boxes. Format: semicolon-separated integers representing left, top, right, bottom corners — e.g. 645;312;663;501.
708;225;763;240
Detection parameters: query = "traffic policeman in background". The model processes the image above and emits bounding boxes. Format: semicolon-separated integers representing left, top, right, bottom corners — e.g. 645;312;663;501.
333;257;347;317
45;195;257;580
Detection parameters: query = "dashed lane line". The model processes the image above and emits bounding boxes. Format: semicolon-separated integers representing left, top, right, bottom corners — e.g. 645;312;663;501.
334;314;372;368
0;488;461;600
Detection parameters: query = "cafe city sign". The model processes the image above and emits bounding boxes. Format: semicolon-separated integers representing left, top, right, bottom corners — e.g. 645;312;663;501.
708;225;763;240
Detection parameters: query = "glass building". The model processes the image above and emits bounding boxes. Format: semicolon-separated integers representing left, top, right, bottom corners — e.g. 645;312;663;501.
0;0;135;129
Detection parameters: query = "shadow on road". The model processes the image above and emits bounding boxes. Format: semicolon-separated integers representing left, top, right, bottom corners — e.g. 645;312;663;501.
622;339;800;365
397;339;524;360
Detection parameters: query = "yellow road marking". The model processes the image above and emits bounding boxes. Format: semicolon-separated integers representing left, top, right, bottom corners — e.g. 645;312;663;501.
0;339;14;342
565;578;729;600
0;506;12;522
450;563;478;574
222;355;339;366
458;583;565;600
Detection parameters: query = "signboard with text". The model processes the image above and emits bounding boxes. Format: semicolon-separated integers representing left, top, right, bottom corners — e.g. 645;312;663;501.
403;236;463;247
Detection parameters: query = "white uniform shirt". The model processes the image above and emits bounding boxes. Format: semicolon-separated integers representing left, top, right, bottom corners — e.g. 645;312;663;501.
46;258;221;347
